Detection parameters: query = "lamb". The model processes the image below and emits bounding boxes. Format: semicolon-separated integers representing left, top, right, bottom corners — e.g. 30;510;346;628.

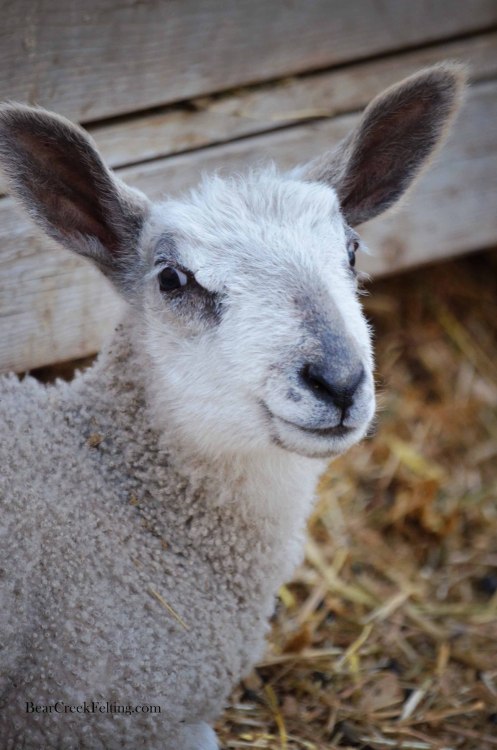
0;64;465;750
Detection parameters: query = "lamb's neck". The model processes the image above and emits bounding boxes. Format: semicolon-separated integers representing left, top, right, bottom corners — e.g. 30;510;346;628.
72;316;325;539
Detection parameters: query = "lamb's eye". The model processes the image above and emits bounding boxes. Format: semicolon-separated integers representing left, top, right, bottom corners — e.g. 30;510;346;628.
158;267;189;292
347;237;360;268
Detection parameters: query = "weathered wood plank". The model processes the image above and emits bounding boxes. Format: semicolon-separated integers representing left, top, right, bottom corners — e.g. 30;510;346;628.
0;81;495;373
79;32;497;167
2;31;496;197
2;0;497;124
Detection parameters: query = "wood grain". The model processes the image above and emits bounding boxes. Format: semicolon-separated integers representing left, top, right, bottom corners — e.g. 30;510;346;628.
85;31;497;167
2;0;497;124
0;81;495;373
1;32;496;197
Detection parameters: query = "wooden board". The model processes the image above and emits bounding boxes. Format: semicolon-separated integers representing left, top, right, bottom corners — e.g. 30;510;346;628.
2;31;496;197
2;0;497;124
89;31;497;168
0;80;495;373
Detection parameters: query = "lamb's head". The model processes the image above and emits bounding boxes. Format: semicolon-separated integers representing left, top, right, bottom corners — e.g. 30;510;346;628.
0;64;465;460
140;172;375;460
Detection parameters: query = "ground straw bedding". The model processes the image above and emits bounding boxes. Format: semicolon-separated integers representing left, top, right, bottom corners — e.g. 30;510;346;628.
218;249;497;750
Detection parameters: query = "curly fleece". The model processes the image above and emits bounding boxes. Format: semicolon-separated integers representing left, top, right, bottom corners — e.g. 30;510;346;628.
0;317;321;749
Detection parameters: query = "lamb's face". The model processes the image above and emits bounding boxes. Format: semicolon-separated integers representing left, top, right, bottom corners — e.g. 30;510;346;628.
0;69;463;462
140;171;375;459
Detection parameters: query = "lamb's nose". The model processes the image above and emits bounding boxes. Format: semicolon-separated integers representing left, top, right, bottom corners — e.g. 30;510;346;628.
301;362;365;418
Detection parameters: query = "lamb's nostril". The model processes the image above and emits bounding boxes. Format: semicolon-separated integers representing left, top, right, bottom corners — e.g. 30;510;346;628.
300;362;365;417
301;364;334;402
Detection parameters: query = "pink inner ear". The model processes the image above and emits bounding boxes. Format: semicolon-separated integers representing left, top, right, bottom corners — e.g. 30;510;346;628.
300;67;464;226
0;106;149;286
14;127;121;254
53;194;119;252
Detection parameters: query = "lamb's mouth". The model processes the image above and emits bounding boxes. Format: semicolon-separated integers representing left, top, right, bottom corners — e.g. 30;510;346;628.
273;415;353;439
260;400;359;452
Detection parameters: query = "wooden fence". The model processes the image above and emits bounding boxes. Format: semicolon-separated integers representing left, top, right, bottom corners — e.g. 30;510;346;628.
1;1;496;372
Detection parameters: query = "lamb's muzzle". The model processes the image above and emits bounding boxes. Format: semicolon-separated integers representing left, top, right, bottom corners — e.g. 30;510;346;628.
263;338;374;458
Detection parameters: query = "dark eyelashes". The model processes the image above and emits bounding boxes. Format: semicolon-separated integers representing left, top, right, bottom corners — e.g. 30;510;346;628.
154;262;222;312
160;267;190;293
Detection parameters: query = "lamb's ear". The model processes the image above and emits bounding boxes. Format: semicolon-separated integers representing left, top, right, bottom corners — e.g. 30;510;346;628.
298;64;467;226
0;103;150;290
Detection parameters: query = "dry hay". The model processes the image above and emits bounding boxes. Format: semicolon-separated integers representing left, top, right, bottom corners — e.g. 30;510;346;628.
217;248;497;750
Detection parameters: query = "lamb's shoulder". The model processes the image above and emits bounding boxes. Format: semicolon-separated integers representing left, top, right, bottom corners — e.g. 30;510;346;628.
0;374;81;562
0;436;241;747
0;468;272;748
0;374;86;701
0;369;296;741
